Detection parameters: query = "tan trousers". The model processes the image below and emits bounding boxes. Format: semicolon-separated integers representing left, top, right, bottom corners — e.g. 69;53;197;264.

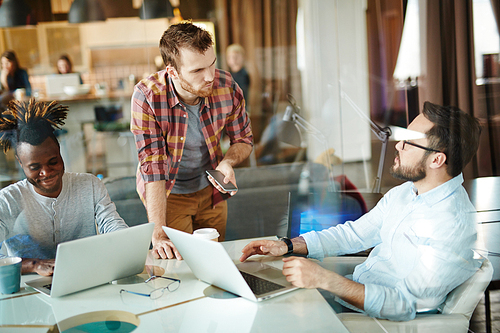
166;186;227;241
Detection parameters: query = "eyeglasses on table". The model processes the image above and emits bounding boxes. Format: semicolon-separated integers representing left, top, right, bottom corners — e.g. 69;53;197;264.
120;275;181;300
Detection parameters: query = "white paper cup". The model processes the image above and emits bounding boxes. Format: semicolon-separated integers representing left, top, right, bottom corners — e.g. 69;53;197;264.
14;88;26;101
193;228;220;242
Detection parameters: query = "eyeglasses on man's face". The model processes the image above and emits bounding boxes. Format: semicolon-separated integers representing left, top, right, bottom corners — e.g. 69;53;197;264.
120;276;181;300
401;140;442;154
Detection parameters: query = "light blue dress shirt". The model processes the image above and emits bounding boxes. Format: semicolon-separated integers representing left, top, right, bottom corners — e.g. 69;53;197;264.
302;173;480;321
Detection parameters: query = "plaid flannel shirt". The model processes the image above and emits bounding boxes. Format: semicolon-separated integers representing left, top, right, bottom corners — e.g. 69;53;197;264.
131;69;253;207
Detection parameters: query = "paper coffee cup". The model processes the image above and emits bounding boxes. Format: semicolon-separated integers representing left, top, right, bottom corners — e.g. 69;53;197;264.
193;228;219;242
0;257;22;294
14;88;26;101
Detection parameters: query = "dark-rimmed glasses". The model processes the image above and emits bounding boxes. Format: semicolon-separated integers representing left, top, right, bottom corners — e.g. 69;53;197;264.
120;276;180;300
402;140;442;154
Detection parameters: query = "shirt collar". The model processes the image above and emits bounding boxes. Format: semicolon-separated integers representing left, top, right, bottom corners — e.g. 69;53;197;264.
165;72;210;110
411;173;464;206
166;73;182;109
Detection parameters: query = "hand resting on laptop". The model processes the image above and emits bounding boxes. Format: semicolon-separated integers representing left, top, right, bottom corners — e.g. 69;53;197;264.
239;236;365;310
22;259;55;276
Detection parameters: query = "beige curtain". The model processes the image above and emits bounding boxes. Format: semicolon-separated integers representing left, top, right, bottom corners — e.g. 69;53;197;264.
418;0;480;178
215;0;300;142
365;0;405;122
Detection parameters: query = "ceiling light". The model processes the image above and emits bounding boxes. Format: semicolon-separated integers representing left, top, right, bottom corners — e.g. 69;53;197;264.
139;0;174;20
0;0;33;27
68;0;106;24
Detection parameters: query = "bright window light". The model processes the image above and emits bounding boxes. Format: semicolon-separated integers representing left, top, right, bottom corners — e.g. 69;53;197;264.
393;0;421;81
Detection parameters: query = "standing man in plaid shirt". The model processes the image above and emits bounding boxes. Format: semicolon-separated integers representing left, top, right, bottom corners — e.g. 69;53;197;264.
131;22;253;260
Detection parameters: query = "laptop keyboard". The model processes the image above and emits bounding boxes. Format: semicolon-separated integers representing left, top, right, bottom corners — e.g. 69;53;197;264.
239;271;284;295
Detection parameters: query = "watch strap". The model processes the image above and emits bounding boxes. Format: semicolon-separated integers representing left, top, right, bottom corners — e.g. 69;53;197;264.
279;237;293;255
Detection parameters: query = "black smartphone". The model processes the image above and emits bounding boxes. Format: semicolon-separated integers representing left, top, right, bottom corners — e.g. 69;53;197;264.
205;170;238;191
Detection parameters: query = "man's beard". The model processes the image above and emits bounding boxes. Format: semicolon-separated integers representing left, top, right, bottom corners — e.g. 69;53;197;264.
178;74;213;98
390;151;427;182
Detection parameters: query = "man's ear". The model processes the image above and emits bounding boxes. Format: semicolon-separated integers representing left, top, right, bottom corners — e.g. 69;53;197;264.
166;65;178;79
429;152;447;169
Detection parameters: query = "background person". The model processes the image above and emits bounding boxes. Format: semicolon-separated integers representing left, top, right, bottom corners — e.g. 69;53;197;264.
0;99;128;276
56;54;82;83
0;50;32;98
131;22;253;260
57;54;73;74
240;101;482;321
226;44;250;102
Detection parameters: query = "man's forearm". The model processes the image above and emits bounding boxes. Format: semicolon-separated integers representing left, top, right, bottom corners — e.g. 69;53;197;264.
145;180;167;237
323;272;365;310
221;143;252;167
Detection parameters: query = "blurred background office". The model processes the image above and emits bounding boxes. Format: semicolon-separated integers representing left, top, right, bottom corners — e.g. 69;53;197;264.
0;1;498;330
0;0;497;185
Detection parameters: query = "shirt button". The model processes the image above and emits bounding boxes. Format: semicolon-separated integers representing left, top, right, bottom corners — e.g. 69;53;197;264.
180;137;184;140
183;114;186;117
171;180;174;183
178;159;181;162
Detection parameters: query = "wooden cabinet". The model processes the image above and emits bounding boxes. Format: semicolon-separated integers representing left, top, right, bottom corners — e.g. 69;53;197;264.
0;26;40;72
0;22;80;75
0;17;170;75
50;0;72;14
80;17;168;48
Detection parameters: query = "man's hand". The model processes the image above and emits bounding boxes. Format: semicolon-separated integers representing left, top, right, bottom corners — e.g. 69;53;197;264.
282;257;332;289
208;161;237;196
21;259;55;276
152;232;183;260
239;240;288;262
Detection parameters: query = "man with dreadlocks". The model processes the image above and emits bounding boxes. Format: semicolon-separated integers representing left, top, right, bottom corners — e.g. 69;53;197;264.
0;99;128;276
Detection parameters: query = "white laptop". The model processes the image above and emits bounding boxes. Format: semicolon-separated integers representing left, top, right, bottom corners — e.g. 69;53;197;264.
25;223;154;297
163;226;298;302
45;73;81;96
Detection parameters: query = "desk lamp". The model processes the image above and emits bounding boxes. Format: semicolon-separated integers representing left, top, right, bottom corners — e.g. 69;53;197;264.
282;103;336;192
341;92;425;193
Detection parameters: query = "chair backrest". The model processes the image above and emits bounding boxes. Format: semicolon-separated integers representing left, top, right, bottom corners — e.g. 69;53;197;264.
103;176;148;227
439;257;493;320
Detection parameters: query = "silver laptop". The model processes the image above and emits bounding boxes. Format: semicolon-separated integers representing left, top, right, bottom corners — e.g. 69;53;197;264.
45;73;81;96
163;226;298;302
25;223;154;297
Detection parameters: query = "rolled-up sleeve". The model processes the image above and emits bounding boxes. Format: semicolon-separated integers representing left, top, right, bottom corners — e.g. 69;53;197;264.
225;80;253;146
131;86;171;183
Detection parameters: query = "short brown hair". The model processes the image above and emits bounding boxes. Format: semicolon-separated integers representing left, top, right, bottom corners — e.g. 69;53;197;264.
422;101;481;177
159;21;213;71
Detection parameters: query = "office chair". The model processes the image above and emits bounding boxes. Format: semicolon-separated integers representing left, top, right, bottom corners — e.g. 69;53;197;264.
321;256;493;333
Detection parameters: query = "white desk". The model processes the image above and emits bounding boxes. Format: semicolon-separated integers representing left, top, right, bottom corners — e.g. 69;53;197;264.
0;238;350;333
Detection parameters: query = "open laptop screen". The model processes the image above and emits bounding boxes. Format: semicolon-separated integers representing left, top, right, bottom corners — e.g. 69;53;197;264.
286;187;365;239
45;73;81;96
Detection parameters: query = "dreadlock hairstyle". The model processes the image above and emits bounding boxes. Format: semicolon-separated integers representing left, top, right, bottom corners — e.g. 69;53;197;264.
0;99;68;153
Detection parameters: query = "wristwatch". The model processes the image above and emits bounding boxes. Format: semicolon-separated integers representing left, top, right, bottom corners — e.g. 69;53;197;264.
279;237;293;255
